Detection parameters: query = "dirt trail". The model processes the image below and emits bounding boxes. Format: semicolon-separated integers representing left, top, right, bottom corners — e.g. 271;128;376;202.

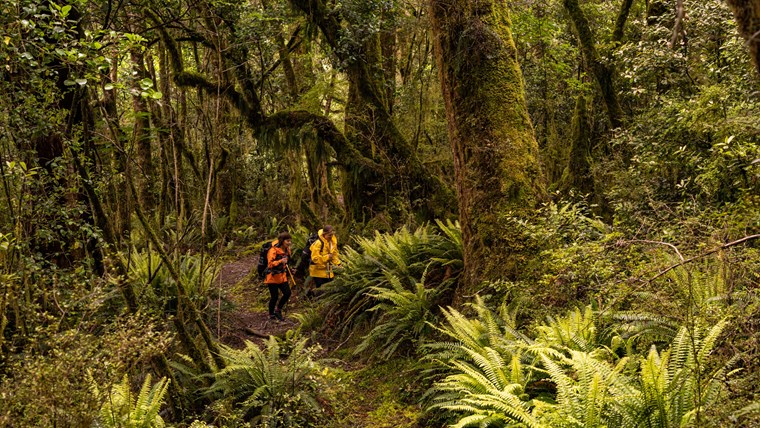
210;253;424;427
211;254;300;348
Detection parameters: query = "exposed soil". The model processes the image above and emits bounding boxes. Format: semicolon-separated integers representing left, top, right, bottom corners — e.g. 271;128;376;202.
210;254;304;348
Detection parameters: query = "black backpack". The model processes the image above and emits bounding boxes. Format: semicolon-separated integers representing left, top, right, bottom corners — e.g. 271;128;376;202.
295;233;323;278
256;241;273;280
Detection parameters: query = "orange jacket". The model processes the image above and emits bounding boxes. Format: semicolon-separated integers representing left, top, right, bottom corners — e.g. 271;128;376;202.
265;241;291;284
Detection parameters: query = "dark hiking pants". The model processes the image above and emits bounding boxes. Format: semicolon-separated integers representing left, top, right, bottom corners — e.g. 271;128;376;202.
268;282;291;314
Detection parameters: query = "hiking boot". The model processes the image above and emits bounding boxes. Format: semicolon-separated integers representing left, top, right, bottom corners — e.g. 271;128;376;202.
306;289;314;299
274;311;284;321
269;314;278;321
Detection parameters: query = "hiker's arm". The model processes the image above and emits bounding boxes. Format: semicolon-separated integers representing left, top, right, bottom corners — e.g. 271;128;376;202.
267;248;286;268
330;248;341;266
310;240;330;265
267;247;276;268
330;237;341;265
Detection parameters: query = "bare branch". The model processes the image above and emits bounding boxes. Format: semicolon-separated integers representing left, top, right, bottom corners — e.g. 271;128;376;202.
648;234;760;283
624;239;685;261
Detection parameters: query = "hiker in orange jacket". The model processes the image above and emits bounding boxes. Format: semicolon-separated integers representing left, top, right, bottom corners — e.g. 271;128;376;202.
265;231;292;321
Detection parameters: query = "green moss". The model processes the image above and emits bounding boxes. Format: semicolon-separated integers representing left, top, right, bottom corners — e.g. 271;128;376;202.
318;359;426;428
438;0;546;286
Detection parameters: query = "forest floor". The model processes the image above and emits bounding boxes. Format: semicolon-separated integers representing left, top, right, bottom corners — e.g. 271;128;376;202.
211;252;425;427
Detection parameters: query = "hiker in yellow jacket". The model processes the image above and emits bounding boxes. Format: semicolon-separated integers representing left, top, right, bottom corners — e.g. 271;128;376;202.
308;225;341;292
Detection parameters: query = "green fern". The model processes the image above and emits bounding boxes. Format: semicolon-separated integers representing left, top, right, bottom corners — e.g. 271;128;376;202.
205;333;323;426
95;374;170;428
536;306;599;352
426;299;733;428
320;222;463;340
355;269;455;359
124;250;217;310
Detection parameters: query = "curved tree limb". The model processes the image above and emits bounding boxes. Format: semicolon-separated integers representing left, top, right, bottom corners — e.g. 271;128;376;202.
646;234;760;283
264;110;382;171
147;9;383;176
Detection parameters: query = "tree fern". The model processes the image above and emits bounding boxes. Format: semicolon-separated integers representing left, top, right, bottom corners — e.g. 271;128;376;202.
320;222;463;340
536;306;598;352
425;299;733;428
612;311;680;351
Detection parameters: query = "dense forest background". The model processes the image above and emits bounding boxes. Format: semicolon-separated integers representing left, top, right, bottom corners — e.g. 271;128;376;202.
1;0;759;426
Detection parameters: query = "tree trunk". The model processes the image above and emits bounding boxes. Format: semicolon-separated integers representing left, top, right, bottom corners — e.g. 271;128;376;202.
381;14;397;115
560;94;593;195
102;63;131;242
130;49;156;211
726;0;760;75
563;0;624;129
429;0;545;290
612;0;635;43
344;56;391;224
277;28;299;101
290;0;452;226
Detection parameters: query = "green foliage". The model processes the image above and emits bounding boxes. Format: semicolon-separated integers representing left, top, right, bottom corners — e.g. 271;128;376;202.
1;0;759;426
426;299;541;427
497;201;637;321
94;374;170;428
0;315;170;427
320;220;462;340
427;299;734;428
536;306;601;353
205;334;324;426
355;269;454;360
318;359;426;428
125;250;217;311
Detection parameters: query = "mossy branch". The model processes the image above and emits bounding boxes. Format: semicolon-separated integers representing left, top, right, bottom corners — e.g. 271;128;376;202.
612;0;635;43
726;0;760;74
288;0;341;51
143;8;183;74
646;234;760;283
175;71;259;126
264;110;380;170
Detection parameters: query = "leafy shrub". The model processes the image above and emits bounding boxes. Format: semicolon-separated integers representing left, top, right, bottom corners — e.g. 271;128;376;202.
0;314;170;427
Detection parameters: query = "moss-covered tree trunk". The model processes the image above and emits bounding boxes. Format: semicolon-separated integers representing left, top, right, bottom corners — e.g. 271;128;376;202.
612;0;635;43
343;35;394;224
726;0;760;74
560;94;593;195
102;63;131;242
130;48;155;212
563;0;624;129
429;0;545;290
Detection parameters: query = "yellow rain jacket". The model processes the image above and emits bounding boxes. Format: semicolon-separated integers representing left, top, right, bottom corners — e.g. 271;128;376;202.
308;229;341;279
